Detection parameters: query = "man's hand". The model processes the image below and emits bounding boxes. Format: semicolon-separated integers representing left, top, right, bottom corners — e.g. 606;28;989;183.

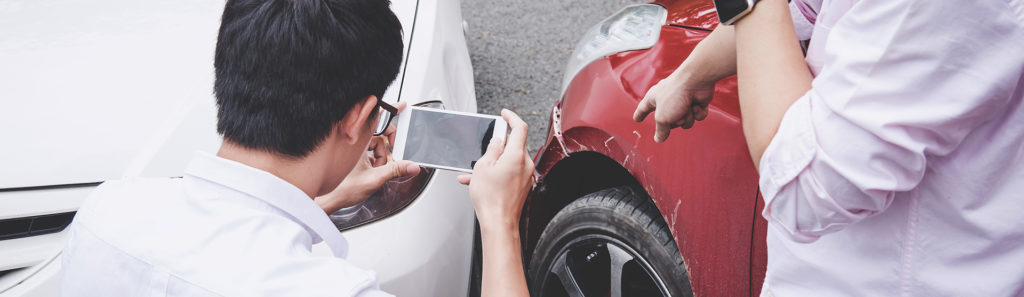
315;102;421;214
457;109;535;230
456;109;533;297
633;72;716;142
633;25;737;143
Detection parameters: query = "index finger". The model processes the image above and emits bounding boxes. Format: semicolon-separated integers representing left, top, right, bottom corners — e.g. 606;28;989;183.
500;109;528;156
371;137;390;166
633;95;655;122
384;123;398;147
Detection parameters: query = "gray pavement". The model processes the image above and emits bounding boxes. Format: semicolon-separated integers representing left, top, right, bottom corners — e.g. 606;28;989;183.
462;0;644;154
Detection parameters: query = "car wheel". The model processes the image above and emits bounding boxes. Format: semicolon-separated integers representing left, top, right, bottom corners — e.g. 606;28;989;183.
528;186;693;297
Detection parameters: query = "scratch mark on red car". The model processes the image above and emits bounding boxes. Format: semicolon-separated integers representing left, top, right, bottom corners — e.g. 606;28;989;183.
552;105;570;155
569;138;590;151
670;200;682;234
555;135;569;155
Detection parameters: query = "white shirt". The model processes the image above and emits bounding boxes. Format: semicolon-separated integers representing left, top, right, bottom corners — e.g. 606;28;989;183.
759;0;1024;296
61;153;391;297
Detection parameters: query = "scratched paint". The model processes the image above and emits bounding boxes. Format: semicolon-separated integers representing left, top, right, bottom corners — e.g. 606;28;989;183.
603;136;615;151
551;105;570;156
529;9;762;296
669;200;682;235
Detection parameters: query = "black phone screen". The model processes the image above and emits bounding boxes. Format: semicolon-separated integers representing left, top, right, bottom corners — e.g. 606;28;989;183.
402;108;497;171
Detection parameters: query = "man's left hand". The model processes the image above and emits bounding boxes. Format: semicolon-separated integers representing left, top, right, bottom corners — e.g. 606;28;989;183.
315;102;421;214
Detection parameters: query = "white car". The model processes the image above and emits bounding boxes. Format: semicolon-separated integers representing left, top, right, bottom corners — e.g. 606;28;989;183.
0;0;478;296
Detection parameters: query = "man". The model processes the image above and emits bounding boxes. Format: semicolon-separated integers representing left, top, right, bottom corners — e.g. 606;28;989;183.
61;0;531;296
635;0;1024;295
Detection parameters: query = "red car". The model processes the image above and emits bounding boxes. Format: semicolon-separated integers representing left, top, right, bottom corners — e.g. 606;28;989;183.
522;1;767;296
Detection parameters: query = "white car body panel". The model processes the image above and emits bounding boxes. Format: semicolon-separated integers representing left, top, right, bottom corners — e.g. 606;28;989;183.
0;0;476;295
0;0;225;189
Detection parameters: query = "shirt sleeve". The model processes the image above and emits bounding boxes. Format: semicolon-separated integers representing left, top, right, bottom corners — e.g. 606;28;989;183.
262;256;395;297
760;0;1024;243
788;0;820;40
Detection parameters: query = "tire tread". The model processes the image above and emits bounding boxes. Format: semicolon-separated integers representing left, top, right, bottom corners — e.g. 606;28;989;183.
527;186;693;297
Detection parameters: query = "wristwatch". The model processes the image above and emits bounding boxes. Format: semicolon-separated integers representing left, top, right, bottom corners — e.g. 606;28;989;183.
714;0;759;25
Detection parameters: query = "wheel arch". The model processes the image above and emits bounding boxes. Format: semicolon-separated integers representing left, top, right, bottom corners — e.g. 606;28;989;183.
524;150;662;260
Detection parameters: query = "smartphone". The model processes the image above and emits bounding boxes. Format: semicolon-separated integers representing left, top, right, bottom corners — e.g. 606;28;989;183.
393;106;507;172
714;0;755;25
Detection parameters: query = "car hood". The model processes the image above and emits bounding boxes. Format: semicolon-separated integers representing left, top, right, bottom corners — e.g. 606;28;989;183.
0;0;416;189
651;0;720;30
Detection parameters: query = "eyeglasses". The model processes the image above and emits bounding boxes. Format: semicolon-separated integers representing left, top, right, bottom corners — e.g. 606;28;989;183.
374;98;398;136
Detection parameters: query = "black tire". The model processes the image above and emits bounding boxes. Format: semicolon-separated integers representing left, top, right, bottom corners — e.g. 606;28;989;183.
527;186;692;297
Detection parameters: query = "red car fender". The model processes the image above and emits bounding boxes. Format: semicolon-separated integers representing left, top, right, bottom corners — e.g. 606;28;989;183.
528;24;765;296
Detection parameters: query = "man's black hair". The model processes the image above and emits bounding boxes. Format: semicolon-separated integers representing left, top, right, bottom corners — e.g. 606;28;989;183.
214;0;403;157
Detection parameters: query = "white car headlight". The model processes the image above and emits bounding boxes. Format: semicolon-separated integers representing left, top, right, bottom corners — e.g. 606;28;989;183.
561;4;668;95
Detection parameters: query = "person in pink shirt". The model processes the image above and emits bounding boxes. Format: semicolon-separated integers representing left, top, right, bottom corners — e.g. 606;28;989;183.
634;0;1024;295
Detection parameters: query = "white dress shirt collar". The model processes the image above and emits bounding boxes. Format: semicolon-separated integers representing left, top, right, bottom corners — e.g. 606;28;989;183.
183;152;348;258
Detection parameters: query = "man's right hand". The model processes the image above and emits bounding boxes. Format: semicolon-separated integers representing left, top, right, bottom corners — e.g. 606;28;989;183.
632;25;738;143
457;109;534;231
456;109;533;297
633;72;716;143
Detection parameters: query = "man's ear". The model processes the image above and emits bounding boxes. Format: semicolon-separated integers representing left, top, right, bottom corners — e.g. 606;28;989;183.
338;95;378;144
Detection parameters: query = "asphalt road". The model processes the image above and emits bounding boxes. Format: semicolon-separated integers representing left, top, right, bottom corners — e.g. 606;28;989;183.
462;0;644;154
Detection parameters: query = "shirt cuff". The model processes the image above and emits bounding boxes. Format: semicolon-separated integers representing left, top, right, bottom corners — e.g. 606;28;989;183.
789;1;815;41
758;93;819;243
759;93;816;200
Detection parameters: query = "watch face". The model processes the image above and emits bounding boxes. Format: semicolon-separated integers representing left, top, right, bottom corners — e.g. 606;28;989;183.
714;0;754;25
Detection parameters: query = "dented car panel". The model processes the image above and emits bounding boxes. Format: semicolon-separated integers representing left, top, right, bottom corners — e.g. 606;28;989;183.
527;22;765;297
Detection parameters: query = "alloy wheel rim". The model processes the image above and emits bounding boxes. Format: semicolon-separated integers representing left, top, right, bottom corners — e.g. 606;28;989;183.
539;233;672;297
